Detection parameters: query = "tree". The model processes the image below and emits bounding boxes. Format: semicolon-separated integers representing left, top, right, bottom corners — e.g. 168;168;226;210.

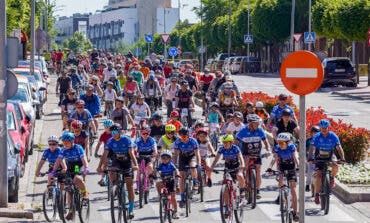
62;31;93;53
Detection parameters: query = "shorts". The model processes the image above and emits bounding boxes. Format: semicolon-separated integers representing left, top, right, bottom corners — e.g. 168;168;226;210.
244;155;262;165
314;158;334;171
178;155;196;171
279;163;297;182
161;178;175;193
48;166;65;183
111;159;133;178
138;152;154;165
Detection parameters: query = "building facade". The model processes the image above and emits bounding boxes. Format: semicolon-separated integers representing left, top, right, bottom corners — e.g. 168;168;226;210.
54;13;89;45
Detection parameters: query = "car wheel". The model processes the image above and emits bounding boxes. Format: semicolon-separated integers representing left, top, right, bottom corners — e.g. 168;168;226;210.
20;160;25;178
36;106;42;119
8;176;19;203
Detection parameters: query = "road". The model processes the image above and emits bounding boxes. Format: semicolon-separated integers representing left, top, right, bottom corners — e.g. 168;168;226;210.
11;74;370;223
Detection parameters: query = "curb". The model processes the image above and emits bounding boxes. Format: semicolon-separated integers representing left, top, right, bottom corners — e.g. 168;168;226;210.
332;179;370;204
0;209;33;219
331;91;366;100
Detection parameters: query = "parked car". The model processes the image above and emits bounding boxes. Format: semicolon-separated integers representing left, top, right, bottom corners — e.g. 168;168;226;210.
7;131;21;203
7;103;27;177
13;75;40;120
222;57;236;73
321;57;357;87
212;53;235;71
13;67;47;103
230;56;243;74
241;57;261;73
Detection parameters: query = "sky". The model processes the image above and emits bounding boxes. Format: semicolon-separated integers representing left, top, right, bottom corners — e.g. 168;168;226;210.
53;0;200;23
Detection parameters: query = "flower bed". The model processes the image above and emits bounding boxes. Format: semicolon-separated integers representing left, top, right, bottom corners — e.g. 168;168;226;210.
337;163;370;184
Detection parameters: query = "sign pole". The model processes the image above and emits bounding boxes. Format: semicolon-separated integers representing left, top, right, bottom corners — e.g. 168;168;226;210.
0;0;8;207
147;43;150;57
299;95;306;223
164;43;167;60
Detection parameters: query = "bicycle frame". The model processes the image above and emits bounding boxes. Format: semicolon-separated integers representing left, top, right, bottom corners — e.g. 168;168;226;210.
136;155;152;208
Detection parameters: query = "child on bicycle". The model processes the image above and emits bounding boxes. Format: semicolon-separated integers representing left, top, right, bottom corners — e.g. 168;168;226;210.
103;81;117;116
196;128;216;187
274;132;299;222
94;119;114;186
167;110;182;133
207;102;224;134
191;121;205;138
135;127;158;178
156;151;180;219
35;136;63;185
220;113;234;135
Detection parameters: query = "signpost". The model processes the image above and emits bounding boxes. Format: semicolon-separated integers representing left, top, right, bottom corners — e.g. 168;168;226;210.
280;51;324;223
160;34;170;59
244;34;253;44
145;34;153;57
304;32;316;44
168;46;178;61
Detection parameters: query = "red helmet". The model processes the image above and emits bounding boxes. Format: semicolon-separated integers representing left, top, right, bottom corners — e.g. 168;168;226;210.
71;119;83;129
196;128;208;135
75;99;85;106
170;110;179;117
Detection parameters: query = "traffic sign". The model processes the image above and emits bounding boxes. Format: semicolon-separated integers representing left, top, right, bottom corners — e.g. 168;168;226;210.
304;32;316;44
280;51;324;95
244;34;253;44
168;46;178;57
293;33;303;42
145;34;153;43
198;45;206;54
160;34;170;44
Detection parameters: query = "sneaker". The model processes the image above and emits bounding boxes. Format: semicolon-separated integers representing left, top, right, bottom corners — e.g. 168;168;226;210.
256;191;261;200
207;178;212;187
314;194;320;205
274;195;280;204
172;211;179;219
65;211;74;220
330;178;335;188
223;207;230;219
239;188;246;199
305;185;310;192
98;179;106;187
129;212;134;219
193;183;199;191
293;212;299;222
179;200;185;208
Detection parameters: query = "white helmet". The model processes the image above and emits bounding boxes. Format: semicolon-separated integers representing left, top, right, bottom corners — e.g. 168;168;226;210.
48;135;59;143
256;101;264;108
277;132;291;142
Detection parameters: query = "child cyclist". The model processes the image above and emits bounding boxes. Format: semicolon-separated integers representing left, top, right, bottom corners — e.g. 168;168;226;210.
196;128;216;187
206;102;224;134
94;119;114;186
35;136;63;185
156;151;180;219
274;132;299;222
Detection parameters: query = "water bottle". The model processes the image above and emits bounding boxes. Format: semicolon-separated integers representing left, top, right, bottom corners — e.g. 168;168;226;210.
74;165;80;174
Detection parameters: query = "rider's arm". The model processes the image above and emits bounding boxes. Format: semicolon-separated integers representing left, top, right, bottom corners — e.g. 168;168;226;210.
308;145;315;161
195;149;201;166
81;154;89;169
89;121;97;135
94;140;102;156
293;150;299;167
84;137;90;159
173;149;180;167
207;142;216;156
35;160;45;176
68;79;72;89
99;150;109;170
335;145;345;161
189;96;195;108
238;152;245;169
263;139;270;152
55;79;60;93
129;149;138;167
210;153;221;169
218;110;225;123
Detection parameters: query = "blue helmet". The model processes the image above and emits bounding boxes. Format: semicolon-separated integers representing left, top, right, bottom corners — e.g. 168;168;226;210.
103;119;114;127
149;73;155;80
318;119;330;128
61;132;75;141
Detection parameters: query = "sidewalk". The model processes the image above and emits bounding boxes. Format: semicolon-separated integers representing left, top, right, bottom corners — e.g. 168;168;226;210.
332;76;370;100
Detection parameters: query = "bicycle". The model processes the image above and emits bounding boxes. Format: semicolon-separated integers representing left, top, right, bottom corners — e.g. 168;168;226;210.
40;172;61;222
136;155;152;208
108;167;132;223
58;172;90;223
216;168;244;223
243;156;258;209
197;164;206;202
182;165;195;217
158;175;179;223
315;160;333;215
209;123;220;151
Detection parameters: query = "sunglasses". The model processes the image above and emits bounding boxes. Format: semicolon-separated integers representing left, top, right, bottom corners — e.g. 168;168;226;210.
141;132;149;136
171;81;177;83
49;143;57;146
166;132;175;135
180;135;188;138
62;141;71;145
68;93;75;95
76;106;84;109
111;130;120;135
278;141;287;146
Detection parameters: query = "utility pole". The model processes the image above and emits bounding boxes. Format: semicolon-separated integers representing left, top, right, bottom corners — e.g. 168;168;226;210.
247;0;250;73
0;0;8;207
178;0;181;49
308;0;312;52
31;0;35;75
228;0;231;57
163;8;168;59
290;0;295;52
200;0;204;72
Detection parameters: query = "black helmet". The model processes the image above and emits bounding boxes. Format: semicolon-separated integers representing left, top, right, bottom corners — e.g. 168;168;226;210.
310;125;320;133
180;80;189;86
282;108;292;116
178;127;189;136
246;102;254;108
152;113;163;121
110;123;122;131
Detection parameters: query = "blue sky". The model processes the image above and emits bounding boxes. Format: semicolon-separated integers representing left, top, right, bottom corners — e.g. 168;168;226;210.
53;0;200;23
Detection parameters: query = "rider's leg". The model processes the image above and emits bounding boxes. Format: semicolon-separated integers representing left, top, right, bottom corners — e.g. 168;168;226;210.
190;160;198;184
256;164;262;190
74;175;88;198
179;171;186;201
331;163;338;178
146;162;154;176
290;181;298;212
314;170;322;195
237;171;246;188
125;177;135;213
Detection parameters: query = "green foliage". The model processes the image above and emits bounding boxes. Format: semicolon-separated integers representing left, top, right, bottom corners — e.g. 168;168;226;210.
62;31;93;53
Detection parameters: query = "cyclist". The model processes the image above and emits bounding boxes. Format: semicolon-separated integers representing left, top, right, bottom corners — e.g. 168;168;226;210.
61;88;77;130
226;112;245;135
199;68;213;115
184;69;198;92
130;94;151;125
56;70;72;106
51;132;89;220
150;114;166;142
305;125;320;192
255;101;270;125
98;123;139;219
209;134;246;216
175;81;195;127
272;108;299;142
191;121;205;138
95;119;114;186
35;136;62;186
90;75;104;97
274;132;299;222
158;124;177;152
242;102;255;124
80;84;102;132
236;114;271;199
207;102;224;134
103;81;118;116
103;62;117;82
167;111;182;133
123;75;141;107
196;128;216;187
71;120;90;161
218;82;238;117
142;73;162;111
221;113;234;135
173;127;201;208
218;75;240;98
69;100;97;135
110;97;134;133
68;66;82;90
269;93;297;124
208;71;226;102
135;127;158;178
164;77;180;118
155;151;180;219
308;119;345;205
130;63;144;90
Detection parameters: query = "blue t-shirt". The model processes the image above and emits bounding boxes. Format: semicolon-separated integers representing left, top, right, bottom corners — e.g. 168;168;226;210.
311;132;340;152
70;109;93;127
173;137;199;156
208;110;219;123
58;144;85;163
274;143;296;162
42;147;62;165
135;136;157;153
157;162;177;177
80;94;101;116
236;125;266;155
270;104;294;122
105;135;133;155
218;144;241;161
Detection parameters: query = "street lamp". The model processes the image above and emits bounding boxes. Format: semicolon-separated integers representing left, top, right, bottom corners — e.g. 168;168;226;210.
228;0;231;57
290;0;295;52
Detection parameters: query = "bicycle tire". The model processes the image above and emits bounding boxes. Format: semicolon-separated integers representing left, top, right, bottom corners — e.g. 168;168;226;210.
234;189;244;223
220;184;233;223
250;169;257;209
110;185;123;223
159;196;167;223
121;183;131;223
139;172;144;208
322;173;330;215
106;174;111;201
78;197;90;223
58;189;76;223
42;188;57;222
199;171;205;202
280;188;288;223
185;181;190;217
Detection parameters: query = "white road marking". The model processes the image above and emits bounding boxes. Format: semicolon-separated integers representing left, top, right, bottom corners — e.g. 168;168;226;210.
323;205;355;222
286;68;318;78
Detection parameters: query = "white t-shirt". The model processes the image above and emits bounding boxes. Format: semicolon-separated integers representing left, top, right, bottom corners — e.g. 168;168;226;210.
226;122;245;134
104;89;115;101
130;102;150;117
165;84;179;100
103;68;117;82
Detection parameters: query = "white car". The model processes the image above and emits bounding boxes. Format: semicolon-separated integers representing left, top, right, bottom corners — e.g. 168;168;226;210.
12;68;47;103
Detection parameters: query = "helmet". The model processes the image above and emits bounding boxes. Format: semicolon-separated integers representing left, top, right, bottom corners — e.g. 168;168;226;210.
71;120;83;129
180;80;189;86
247;114;260;123
196;128;208;135
149;73;155;80
152;113;163;121
233;111;243;119
137;94;145;99
103;119;114;127
61;132;75;141
210;102;219;108
110;123;122;131
224;83;233;89
75;100;85;106
115;96;124;102
277;132;291;142
311;125;320;133
204;68;210;72
246;102;254;107
256;101;264;108
194;120;204;128
165;124;176;132
140;126;151;133
318;119;330;128
170;110;179;117
107;81;114;86
48;135;59;143
282;108;292;116
85;84;94;91
67;88;76;94
178;127;189;136
161;151;172;158
221;134;234;143
278;93;288;100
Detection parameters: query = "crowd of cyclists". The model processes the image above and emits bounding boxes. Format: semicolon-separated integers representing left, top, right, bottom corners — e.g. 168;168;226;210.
36;48;346;222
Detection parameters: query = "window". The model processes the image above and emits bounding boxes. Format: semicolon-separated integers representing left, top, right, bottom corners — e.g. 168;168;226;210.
7;112;16;130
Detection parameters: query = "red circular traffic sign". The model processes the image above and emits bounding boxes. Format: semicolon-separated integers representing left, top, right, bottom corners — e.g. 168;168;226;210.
280;51;324;96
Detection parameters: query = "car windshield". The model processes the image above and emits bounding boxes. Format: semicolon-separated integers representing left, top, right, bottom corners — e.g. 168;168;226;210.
14;70;42;81
10;88;28;102
9;102;23;120
326;60;352;70
7;112;16;130
18;60;43;70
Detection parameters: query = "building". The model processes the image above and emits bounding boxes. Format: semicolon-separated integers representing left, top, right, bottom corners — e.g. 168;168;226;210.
54;13;89;45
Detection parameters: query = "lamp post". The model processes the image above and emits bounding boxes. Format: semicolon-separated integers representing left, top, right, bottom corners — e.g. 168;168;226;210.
228;0;231;57
290;0;295;52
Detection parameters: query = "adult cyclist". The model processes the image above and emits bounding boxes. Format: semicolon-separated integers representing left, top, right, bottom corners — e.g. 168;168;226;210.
69;100;97;136
80;84;102;133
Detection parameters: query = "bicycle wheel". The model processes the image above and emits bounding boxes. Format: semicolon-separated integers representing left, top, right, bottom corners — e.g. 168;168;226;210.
42;188;57;222
185;181;190;217
78;197;90;223
106;174;111;201
321;173;330;215
234;189;244;223
138;172;144;208
58;189;75;223
110;185;123;223
220;184;233;223
121;183;131;223
199;171;204;202
249;169;257;209
280;188;288;223
159;196;168;223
